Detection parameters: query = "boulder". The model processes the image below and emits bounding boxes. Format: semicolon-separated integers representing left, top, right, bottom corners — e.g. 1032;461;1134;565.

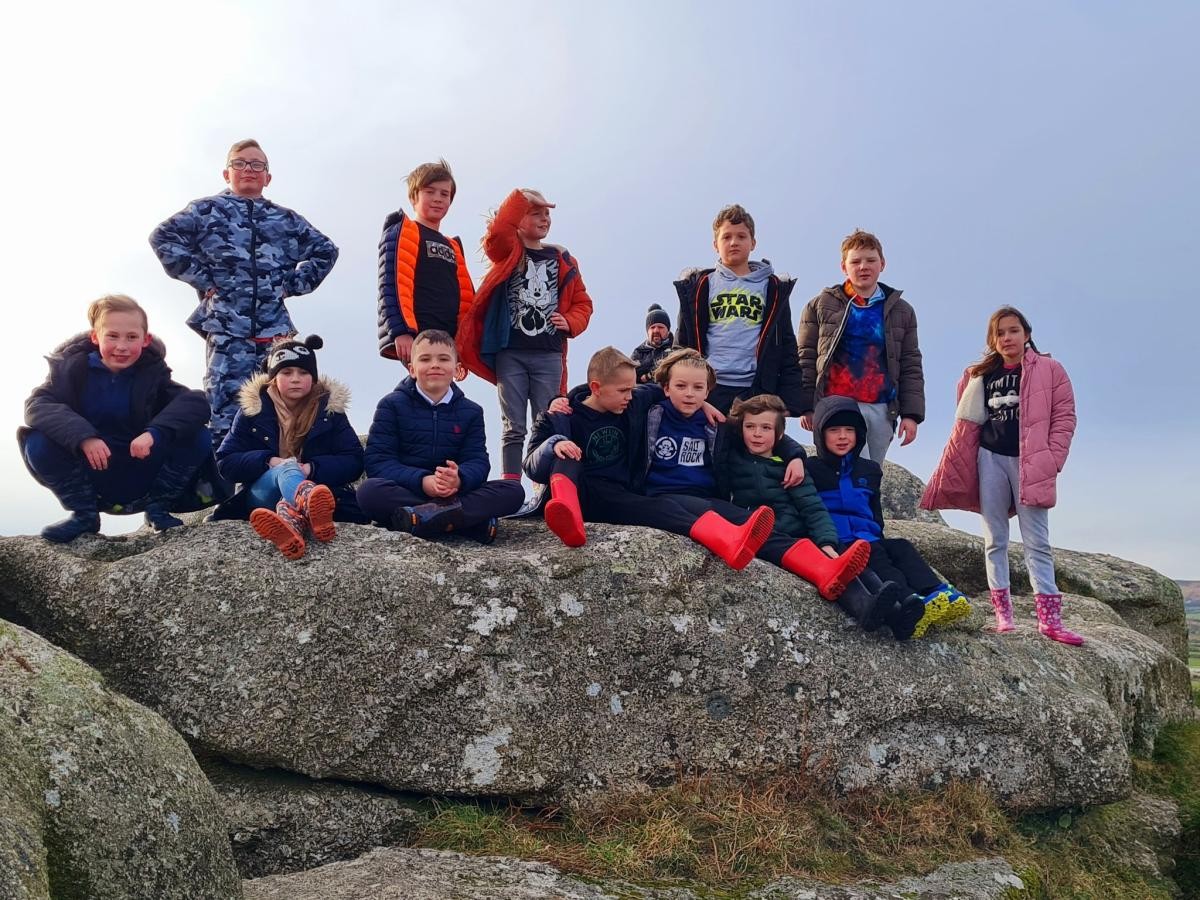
198;754;425;878
889;520;1189;661
240;847;1024;899
0;520;1191;811
0;619;241;900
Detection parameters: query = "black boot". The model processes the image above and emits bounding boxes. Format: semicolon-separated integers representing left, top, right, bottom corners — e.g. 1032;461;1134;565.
460;516;499;545
392;499;465;537
836;579;905;632
41;463;100;543
142;457;200;532
886;593;927;642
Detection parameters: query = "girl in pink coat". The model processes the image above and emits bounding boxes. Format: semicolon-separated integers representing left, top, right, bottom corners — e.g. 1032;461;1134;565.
920;307;1080;645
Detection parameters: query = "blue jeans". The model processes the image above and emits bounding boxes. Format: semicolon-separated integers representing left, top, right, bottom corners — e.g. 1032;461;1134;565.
247;459;305;511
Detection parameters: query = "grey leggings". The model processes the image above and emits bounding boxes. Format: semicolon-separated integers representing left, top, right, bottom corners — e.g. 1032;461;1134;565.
496;348;564;476
978;447;1058;595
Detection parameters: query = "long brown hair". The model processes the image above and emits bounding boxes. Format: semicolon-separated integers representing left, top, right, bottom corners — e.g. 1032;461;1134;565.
969;306;1039;377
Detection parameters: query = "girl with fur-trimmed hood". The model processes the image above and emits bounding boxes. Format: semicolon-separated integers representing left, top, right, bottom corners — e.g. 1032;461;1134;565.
213;335;365;559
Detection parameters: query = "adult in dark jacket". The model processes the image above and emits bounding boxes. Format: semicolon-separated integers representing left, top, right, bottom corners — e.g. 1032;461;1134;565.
806;396;971;638
630;304;676;383
20;299;213;542
357;330;523;541
674;266;804;415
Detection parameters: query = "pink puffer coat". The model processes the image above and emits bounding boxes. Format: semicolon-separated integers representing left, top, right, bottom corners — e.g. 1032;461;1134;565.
920;348;1075;514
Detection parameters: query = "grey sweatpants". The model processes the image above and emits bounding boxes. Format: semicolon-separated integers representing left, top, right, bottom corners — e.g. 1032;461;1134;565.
496;348;564;476
856;401;895;464
978;447;1058;595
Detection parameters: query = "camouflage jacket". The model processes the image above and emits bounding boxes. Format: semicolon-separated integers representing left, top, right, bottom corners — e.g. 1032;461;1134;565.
149;190;338;339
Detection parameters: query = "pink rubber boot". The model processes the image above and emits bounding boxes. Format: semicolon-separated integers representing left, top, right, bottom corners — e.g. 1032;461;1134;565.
989;587;1015;633
1035;593;1084;646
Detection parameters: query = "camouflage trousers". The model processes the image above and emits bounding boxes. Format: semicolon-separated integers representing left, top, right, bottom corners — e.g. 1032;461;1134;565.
204;334;274;442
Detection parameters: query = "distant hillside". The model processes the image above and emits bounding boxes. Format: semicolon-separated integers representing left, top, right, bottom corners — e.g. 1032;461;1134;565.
1182;582;1200;670
1180;580;1200;611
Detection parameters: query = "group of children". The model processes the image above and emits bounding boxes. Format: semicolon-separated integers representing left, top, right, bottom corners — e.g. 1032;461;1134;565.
19;141;1081;647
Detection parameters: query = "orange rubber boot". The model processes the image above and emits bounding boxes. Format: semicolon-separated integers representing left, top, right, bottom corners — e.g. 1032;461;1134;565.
250;500;307;560
294;480;337;542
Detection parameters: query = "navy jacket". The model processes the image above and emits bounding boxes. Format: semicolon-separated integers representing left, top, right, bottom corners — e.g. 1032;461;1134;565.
214;374;365;521
674;267;805;415
364;378;490;495
20;333;208;455
803;396;883;543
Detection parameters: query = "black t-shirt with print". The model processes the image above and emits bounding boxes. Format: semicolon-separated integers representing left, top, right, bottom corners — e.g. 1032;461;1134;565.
980;364;1021;457
413;222;461;336
568;402;630;483
505;247;563;353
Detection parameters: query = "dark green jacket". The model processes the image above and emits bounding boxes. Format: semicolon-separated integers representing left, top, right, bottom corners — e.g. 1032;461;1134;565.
722;442;839;546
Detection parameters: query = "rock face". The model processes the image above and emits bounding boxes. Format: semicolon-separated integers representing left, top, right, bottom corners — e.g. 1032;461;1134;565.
199;754;425;878
241;847;1024;900
0;515;1190;812
0;619;242;900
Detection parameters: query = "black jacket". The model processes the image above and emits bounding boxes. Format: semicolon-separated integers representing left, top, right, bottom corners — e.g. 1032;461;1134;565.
673;268;804;415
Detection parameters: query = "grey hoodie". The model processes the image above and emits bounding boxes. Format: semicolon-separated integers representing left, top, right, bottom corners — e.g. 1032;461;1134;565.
704;259;774;387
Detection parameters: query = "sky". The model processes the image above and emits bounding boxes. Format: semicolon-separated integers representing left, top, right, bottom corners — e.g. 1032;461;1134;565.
3;1;1197;578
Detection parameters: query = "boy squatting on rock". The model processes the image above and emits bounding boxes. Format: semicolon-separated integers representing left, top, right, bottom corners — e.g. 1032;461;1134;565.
797;229;924;465
357;329;524;541
212;334;367;560
149;138;339;442
19;294;213;542
674;204;804;416
522;347;871;602
376;159;474;364
805;395;971;639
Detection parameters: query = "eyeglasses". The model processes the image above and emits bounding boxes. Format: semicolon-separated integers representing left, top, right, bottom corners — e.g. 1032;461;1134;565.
228;159;269;172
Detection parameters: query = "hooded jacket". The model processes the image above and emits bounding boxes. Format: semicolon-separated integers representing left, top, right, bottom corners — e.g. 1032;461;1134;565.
920;348;1075;513
213;373;365;522
20;332;208;456
797;282;924;423
150;190;338;340
673;266;804;414
802;396;885;544
458;190;593;393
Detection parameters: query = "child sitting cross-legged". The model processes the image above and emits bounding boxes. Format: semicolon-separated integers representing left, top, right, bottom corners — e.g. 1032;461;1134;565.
357;329;525;541
718;393;923;638
807;396;972;638
213;335;366;560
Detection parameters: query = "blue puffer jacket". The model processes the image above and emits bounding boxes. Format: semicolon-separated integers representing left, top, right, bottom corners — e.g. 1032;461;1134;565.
803;396;883;543
213;374;365;522
149;190;338;339
363;378;490;495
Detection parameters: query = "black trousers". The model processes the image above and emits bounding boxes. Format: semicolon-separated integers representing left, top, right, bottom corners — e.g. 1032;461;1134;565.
863;538;942;596
356;478;524;529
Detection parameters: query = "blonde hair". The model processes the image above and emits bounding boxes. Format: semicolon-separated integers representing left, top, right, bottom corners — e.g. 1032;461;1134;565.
712;204;755;240
407;159;457;205
840;229;884;261
587;347;636;384
88;294;148;332
729;394;788;438
654;347;715;391
227;138;267;167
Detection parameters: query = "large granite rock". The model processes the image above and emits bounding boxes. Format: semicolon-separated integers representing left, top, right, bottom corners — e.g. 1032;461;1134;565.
0;519;1190;812
0;619;241;900
241;847;1024;899
199;754;425;878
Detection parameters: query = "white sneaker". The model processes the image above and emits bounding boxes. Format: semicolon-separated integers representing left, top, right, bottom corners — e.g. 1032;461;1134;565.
508;482;547;518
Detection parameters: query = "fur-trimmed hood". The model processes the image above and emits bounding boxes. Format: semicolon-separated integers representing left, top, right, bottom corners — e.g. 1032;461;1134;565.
236;372;351;416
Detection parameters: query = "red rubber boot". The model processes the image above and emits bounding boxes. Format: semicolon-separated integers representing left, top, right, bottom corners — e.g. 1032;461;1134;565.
688;507;775;570
543;474;586;548
779;538;871;600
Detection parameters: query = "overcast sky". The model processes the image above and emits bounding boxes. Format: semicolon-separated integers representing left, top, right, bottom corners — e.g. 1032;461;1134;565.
4;1;1197;578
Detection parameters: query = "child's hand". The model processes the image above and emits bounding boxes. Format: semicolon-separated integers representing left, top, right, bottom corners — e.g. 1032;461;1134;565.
782;457;805;487
434;460;461;493
301;462;312;477
800;414;814;431
268;456;287;468
421;473;455;499
393;334;414;364
821;545;840;559
549;312;570;335
129;432;155;459
702;402;726;426
548;396;572;415
898;417;919;446
80;437;111;471
553;440;582;460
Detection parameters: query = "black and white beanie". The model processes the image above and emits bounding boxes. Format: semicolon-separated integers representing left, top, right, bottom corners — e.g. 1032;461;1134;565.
265;335;323;380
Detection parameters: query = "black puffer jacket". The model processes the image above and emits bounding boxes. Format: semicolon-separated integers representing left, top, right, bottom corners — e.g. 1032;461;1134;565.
720;442;837;545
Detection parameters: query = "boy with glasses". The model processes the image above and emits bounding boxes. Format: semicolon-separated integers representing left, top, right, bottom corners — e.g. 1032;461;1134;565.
149;138;339;441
